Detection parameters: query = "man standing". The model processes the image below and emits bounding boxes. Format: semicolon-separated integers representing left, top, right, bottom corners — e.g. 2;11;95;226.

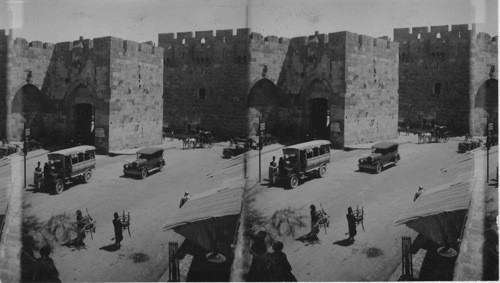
113;212;123;246
346;207;357;242
75;210;86;246
34;162;42;189
269;156;277;183
278;157;286;175
43;162;51;181
309;205;320;239
33;246;60;282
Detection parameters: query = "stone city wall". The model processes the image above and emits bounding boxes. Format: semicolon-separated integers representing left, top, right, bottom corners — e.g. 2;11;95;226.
159;29;250;137
108;37;164;151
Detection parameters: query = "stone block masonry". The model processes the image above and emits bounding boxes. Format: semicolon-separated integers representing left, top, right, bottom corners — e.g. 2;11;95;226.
1;30;164;153
394;24;497;135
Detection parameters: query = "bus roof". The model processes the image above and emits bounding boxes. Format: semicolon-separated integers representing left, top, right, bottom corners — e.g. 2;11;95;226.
49;145;96;156
284;140;331;151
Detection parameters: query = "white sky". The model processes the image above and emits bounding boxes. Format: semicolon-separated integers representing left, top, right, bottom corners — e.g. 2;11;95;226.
0;0;497;44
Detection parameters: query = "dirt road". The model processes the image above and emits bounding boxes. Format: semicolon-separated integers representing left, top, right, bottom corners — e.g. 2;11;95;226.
19;140;244;282
244;138;482;281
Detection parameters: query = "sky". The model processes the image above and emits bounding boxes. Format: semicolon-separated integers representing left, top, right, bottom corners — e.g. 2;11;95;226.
0;0;497;44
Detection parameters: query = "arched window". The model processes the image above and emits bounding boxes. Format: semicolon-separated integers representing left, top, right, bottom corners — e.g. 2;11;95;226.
417;33;421;39
181;38;186;45
434;83;441;94
198;88;206;100
436;33;441;39
201;38;205;44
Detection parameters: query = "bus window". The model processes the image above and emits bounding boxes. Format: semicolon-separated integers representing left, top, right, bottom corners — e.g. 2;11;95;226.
78;153;85;162
313;147;319;157
71;154;78;164
319;146;325;155
306;149;313;159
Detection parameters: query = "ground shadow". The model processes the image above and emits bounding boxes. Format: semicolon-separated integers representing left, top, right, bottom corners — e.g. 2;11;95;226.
333;238;354;246
99;243;121;252
296;233;321;245
62;238;88;251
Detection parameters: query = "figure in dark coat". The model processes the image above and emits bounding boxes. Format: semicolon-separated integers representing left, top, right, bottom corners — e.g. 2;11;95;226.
43;162;51;179
247;231;268;282
33;246;60;282
278;157;286;175
266;241;295;282
310;205;320;236
346;207;357;242
113;212;123;246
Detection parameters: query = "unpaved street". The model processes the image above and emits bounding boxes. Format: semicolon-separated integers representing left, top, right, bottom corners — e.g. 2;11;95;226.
17;140;244;282
244;137;491;281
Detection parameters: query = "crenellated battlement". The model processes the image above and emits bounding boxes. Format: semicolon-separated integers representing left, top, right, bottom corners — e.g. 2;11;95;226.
341;31;398;51
394;24;481;42
249;32;290;47
8;34;162;56
158;28;252;47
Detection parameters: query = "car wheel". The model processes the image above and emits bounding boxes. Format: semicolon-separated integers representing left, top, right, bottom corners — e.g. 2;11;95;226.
289;175;299;189
83;170;92;183
140;168;148;179
208;142;213;148
319;165;327;177
425;136;432;143
444;136;449;143
54;181;64;194
376;163;383;174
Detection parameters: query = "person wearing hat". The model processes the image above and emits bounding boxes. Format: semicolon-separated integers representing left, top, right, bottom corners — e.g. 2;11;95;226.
112;212;123;246
33;246;60;282
179;191;191;208
414;186;424;201
75;210;86;246
248;231;268;281
267;241;295;281
310;205;320;237
346;207;357;242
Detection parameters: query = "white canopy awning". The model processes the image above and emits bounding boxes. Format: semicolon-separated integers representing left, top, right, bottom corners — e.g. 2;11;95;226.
164;186;244;250
395;182;472;245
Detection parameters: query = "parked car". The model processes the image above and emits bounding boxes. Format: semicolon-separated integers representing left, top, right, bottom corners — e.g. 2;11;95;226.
123;147;165;179
458;138;483;153
37;145;96;194
358;142;400;173
222;143;249;158
270;140;331;189
0;144;21;158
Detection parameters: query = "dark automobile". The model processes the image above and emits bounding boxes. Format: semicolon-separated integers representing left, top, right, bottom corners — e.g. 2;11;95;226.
222;143;249;158
358;142;400;173
0;144;21;158
458;138;483;153
123;147;165;179
37;145;96;194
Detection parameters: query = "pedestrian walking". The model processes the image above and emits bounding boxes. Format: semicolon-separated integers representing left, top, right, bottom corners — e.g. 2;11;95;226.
33;246;60;282
179;191;191;208
266;241;296;281
346;207;357;242
112;212;123;246
406;123;410;136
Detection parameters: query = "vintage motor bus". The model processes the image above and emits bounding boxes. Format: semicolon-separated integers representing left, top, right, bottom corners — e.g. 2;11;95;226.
37;145;96;194
270;140;331;189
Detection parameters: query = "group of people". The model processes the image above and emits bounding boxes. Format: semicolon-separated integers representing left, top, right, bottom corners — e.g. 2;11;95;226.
248;231;296;282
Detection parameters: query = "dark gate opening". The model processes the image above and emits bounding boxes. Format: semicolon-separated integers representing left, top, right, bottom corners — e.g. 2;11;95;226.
310;98;329;140
74;103;94;145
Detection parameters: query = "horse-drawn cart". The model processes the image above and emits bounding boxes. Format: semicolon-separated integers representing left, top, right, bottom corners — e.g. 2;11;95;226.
417;126;449;144
181;131;214;149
